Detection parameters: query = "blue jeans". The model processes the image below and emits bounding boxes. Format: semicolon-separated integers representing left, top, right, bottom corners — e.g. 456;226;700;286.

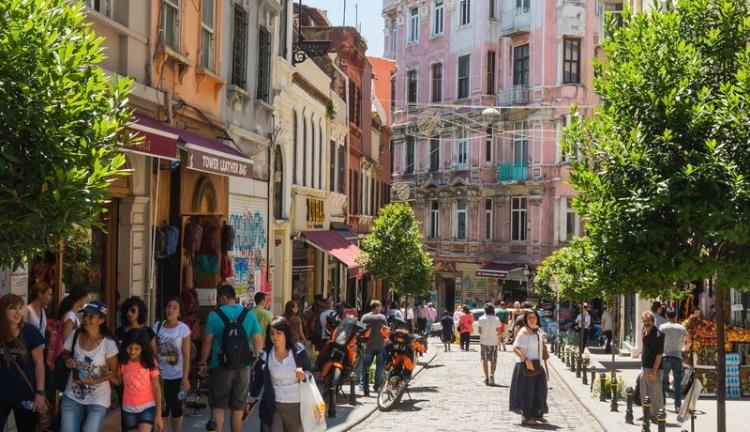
360;348;385;391
661;356;683;408
60;394;108;432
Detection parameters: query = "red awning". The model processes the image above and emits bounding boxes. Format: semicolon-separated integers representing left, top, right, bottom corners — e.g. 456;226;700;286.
124;114;180;160
476;262;527;278
302;231;363;272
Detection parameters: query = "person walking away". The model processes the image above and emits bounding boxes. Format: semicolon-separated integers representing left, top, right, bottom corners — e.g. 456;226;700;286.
575;303;592;351
601;305;615;354
440;310;455;352
115;329;163;431
458;306;474;351
60;300;119;432
416;300;428;335
318;298;338;349
251;317;312;432
153;297;191;432
659;309;688;412
639;311;665;421
24;282;52;342
283;301;308;347
0;294;48;430
359;300;388;393
399;301;415;331
426;303;437;335
478;303;502;385
495;301;510;351
386;302;403;322
198;284;263;432
47;287;88;370
510;309;549;425
254;292;274;342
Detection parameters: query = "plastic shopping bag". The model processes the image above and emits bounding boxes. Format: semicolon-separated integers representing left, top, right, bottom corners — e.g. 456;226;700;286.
300;374;327;432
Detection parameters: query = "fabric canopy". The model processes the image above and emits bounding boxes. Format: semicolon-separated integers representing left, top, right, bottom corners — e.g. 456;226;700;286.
301;230;363;272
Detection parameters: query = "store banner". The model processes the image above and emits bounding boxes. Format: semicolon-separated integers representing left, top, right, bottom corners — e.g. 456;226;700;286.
187;147;252;178
125;116;179;160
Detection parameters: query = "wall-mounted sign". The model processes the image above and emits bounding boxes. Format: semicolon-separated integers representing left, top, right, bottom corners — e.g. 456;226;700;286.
124;128;179;160
306;199;325;225
187;147;252;178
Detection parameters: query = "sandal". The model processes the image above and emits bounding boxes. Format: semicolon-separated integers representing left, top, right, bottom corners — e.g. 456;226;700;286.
536;417;548;423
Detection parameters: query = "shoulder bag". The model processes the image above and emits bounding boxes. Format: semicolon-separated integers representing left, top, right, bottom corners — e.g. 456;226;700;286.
11;357;53;432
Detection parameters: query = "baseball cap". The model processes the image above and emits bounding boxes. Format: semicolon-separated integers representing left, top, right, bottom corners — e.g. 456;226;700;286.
79;300;109;317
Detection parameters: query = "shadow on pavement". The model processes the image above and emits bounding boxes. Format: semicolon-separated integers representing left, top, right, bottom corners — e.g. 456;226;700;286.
520;422;561;430
421;363;445;370
407;386;439;393
389;398;429;412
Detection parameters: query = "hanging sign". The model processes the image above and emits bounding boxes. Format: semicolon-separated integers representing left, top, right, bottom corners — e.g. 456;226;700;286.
187;147;252;178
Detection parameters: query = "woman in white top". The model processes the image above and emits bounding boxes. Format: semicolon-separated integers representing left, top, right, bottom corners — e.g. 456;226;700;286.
251;317;313;432
24;282;53;341
510;309;549;426
47;287;88;370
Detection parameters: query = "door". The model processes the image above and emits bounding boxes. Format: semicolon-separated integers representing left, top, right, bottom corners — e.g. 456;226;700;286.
444;278;456;313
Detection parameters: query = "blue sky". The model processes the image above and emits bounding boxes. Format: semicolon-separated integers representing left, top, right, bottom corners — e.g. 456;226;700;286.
303;0;385;57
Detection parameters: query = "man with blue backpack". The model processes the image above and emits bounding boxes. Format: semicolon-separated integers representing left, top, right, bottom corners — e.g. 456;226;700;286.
198;283;263;432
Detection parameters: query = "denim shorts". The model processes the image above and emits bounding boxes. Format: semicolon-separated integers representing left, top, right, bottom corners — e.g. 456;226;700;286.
122;406;156;430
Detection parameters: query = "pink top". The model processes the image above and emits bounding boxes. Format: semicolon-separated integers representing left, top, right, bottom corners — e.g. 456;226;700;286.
459;313;475;334
120;361;159;413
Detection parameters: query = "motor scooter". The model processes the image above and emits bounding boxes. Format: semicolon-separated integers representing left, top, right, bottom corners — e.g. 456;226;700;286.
317;316;368;417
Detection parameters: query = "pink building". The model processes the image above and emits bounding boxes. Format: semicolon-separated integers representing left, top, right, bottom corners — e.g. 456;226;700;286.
382;0;603;310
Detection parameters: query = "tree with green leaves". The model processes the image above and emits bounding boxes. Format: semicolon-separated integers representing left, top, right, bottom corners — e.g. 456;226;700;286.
358;203;433;297
565;2;750;429
0;0;132;269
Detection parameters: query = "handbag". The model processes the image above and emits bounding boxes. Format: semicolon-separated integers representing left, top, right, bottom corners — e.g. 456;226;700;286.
11;358;53;432
299;373;327;432
522;359;543;376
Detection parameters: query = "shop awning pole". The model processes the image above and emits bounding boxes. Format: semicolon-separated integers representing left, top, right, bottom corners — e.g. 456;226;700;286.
146;158;161;323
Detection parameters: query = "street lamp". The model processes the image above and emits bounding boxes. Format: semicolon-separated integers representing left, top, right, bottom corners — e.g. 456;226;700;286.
481;107;501;122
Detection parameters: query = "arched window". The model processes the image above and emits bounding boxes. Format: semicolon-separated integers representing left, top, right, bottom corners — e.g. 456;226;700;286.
318;120;323;190
292;112;298;185
274;145;284;219
311;116;317;189
303;114;308;186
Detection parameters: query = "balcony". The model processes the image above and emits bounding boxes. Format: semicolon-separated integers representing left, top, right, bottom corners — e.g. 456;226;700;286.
498;85;529;106
501;7;531;37
498;163;528;182
558;0;586;37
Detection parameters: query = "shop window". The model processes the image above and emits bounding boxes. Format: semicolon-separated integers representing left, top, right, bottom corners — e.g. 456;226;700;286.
274;146;284;219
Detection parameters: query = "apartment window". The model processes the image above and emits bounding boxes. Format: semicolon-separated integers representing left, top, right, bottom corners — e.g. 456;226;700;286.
292;113;298;184
605;3;624;29
337;145;345;193
433;1;444;35
86;0;112;16
257;27;272;102
407;70;418;107
430;201;440;239
430;138;440;172
431;63;443;102
200;0;215;71
274;146;283;219
231;5;249;89
318;125;323;189
456;128;468;166
311;123;318;189
565;198;580;241
484;199;493;240
409;8;419;43
513;121;528;166
489;0;496;20
563;38;581;84
511;197;527;242
457;55;470;99
329;141;336;192
161;0;180;51
559;115;575;162
302;116;307;186
516;0;530;13
485;125;493;163
406;136;415;174
460;0;471;26
513;44;529;86
456;200;467;240
390;19;397;57
278;0;289;58
390;77;397;112
487;51;496;95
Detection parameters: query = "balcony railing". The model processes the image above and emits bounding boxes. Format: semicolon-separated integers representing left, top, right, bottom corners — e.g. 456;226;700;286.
501;7;531;37
498;163;528;182
498;85;529;106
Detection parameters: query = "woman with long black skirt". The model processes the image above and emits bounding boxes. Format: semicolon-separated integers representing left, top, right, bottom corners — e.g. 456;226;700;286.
510;309;548;425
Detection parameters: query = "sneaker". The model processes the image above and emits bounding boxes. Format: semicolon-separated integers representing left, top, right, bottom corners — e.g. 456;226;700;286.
490;376;495;385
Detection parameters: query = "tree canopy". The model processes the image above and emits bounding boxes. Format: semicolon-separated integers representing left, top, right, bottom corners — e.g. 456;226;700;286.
534;237;609;303
358;203;433;297
0;0;132;269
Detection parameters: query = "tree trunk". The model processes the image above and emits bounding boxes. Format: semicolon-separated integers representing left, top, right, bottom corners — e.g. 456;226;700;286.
580;301;586;355
715;283;729;432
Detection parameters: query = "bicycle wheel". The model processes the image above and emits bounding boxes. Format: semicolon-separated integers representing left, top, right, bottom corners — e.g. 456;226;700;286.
377;375;404;411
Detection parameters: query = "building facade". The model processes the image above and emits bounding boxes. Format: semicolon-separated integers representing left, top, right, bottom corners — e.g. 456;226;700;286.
383;0;600;312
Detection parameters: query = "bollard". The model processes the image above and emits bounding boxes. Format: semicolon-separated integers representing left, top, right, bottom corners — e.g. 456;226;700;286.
625;386;635;424
582;364;589;385
656;408;667;432
590;367;597;392
642;396;652;432
349;377;357;405
610;375;619;412
566;350;572;368
576;354;582;378
599;372;608;402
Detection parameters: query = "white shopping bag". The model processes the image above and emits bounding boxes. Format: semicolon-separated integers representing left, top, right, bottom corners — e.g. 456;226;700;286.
300;373;327;432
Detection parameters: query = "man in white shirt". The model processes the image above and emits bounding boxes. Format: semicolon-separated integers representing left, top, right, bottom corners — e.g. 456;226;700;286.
575;303;593;352
601;305;615;353
478;303;503;385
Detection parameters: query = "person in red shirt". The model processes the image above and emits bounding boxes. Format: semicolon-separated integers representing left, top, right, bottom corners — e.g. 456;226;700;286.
458;306;475;351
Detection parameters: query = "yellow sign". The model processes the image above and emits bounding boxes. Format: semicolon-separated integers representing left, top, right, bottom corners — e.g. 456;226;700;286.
306;199;325;224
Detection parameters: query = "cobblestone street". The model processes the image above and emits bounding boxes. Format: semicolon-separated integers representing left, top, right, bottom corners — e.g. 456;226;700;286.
353;344;605;432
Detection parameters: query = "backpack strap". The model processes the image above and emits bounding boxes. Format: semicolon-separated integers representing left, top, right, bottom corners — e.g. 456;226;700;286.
214;307;231;328
156;321;164;337
70;328;80;358
236;307;250;327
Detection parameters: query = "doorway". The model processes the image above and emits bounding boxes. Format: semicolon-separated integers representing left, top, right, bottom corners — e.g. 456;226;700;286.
444;278;456;313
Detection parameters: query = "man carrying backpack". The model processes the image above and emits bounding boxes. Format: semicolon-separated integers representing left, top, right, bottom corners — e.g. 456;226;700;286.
199;284;263;432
